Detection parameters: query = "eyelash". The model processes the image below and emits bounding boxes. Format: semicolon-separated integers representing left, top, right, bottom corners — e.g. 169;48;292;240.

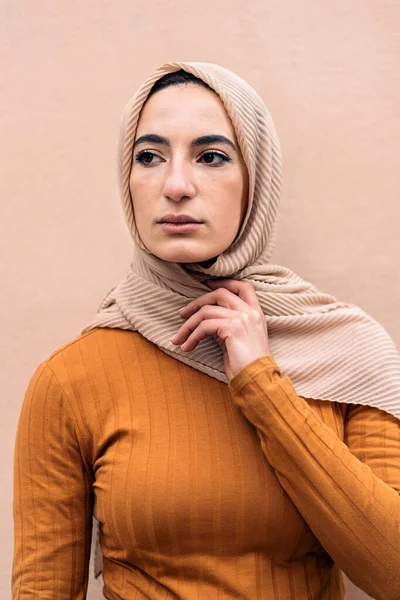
134;150;232;167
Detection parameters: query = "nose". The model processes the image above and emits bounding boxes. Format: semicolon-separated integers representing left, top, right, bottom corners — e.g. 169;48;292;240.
162;158;196;202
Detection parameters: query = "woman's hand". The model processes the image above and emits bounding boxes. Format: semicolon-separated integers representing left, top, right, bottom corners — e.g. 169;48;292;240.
171;279;271;381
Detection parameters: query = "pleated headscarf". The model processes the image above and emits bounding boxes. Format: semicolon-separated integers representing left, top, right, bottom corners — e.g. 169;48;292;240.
82;60;400;421
82;60;400;579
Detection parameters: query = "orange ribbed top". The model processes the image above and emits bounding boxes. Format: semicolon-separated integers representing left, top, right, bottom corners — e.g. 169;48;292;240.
13;328;400;599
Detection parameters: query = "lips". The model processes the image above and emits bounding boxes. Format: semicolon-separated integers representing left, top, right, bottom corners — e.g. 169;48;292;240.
158;214;202;224
158;215;203;234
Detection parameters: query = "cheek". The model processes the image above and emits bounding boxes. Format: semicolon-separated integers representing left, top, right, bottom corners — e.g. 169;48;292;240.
215;171;246;216
129;175;157;221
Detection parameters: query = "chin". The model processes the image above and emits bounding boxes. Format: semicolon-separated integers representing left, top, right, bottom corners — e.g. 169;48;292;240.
149;244;220;264
156;252;214;264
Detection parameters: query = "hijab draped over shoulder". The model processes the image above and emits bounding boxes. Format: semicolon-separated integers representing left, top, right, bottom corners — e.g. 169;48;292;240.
82;61;400;422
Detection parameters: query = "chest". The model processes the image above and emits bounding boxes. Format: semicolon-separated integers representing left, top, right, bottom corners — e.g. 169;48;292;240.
89;353;344;562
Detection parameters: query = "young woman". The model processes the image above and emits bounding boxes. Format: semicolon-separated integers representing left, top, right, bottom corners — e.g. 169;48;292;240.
13;62;400;600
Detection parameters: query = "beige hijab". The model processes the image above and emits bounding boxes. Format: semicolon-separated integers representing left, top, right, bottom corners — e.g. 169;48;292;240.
81;61;400;577
82;60;400;419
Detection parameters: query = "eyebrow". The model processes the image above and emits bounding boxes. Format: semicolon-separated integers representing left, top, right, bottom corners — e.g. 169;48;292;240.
133;133;238;152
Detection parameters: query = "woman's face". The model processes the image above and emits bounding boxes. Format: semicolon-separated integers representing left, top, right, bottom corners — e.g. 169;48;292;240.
129;83;249;264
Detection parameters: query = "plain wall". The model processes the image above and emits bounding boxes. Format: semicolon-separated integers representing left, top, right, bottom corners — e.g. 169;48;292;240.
2;1;399;598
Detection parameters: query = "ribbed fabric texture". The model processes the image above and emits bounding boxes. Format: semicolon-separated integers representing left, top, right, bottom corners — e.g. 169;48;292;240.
81;61;400;422
13;328;400;599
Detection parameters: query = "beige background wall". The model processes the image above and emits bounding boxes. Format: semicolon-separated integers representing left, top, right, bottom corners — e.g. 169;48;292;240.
2;1;399;598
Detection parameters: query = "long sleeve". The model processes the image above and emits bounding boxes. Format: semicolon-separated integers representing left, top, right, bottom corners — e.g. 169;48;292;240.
228;355;400;600
12;361;94;599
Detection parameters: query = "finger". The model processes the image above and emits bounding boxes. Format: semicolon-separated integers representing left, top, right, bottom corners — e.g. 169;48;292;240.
179;319;229;352
179;286;250;317
172;305;234;345
205;279;260;310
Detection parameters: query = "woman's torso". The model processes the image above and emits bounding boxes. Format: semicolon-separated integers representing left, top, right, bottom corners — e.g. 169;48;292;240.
51;327;347;599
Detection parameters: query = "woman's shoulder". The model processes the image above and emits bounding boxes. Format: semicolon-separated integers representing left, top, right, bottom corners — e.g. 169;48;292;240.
47;327;137;360
25;328;150;432
43;327;147;381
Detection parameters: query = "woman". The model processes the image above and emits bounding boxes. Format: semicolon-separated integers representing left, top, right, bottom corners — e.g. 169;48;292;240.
13;62;400;600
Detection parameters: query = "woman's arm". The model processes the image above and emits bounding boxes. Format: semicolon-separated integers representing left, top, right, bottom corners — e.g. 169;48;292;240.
228;355;400;600
12;361;94;599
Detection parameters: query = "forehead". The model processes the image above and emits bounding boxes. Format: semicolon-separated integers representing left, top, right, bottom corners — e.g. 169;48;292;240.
136;84;236;137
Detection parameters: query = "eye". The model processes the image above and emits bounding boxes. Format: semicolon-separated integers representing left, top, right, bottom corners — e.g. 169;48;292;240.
199;151;231;166
134;151;161;166
134;149;231;167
